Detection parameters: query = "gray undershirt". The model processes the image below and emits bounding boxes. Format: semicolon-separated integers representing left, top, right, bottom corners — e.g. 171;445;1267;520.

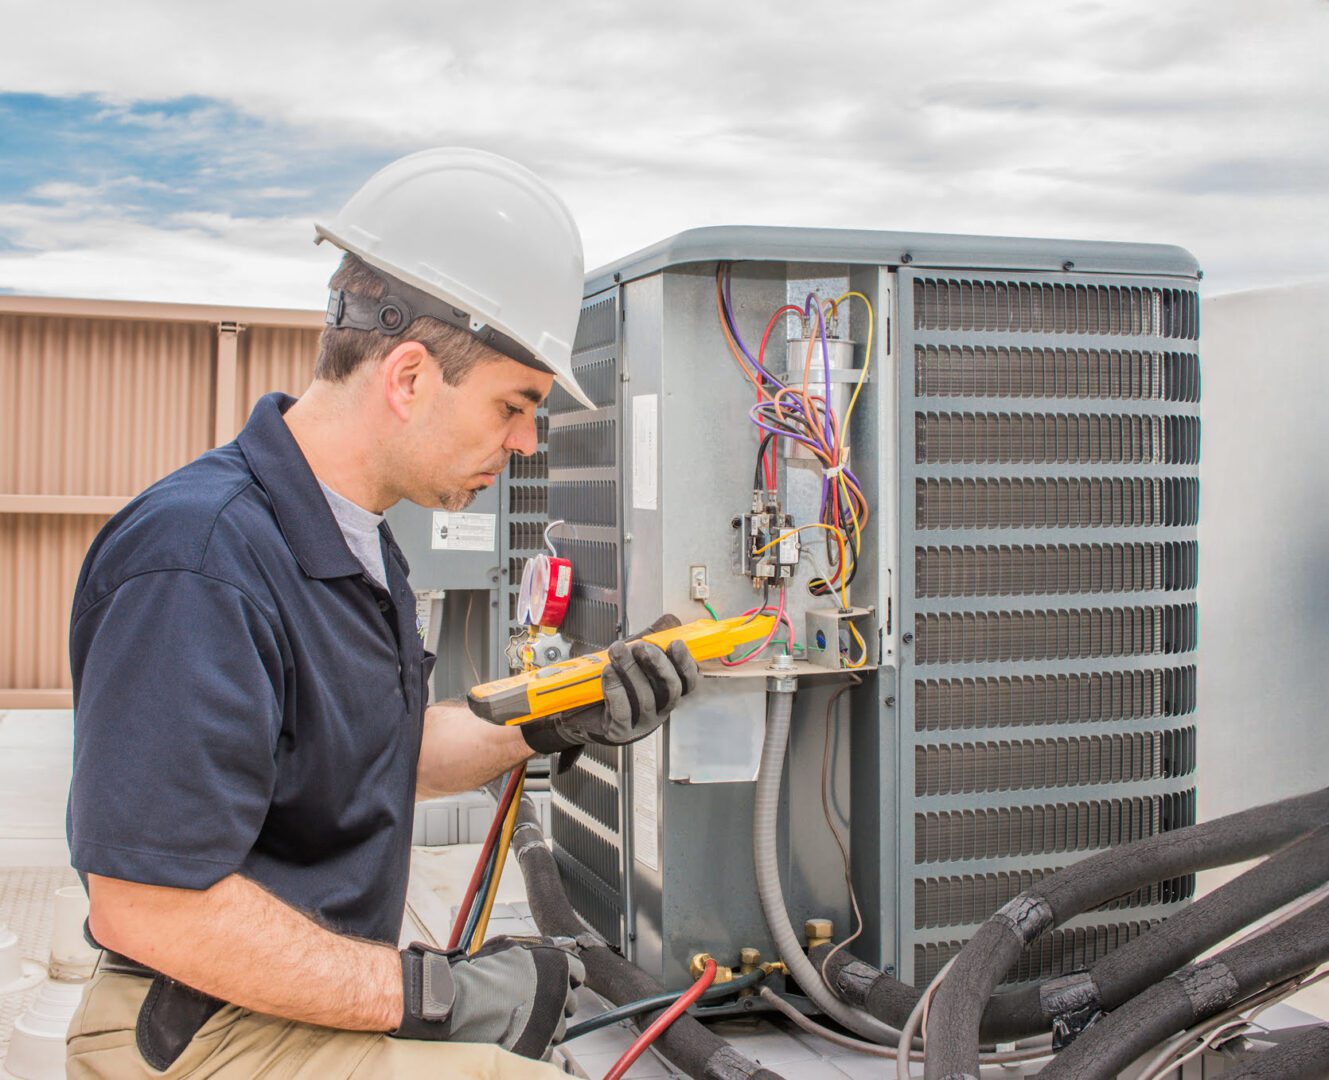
318;480;388;590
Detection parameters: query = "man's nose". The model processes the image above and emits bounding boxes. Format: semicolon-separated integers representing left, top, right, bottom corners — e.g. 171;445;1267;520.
504;414;539;457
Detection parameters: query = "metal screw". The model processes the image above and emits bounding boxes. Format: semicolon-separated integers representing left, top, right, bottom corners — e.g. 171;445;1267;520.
884;696;896;707
613;271;622;283
1062;260;1075;272
899;252;913;264
902;632;913;644
1197;269;1205;280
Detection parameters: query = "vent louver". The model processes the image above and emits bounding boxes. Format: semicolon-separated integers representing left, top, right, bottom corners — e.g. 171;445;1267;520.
899;268;1199;987
547;290;628;952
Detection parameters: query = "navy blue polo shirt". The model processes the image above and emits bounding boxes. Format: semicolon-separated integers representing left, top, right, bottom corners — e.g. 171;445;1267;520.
67;392;433;944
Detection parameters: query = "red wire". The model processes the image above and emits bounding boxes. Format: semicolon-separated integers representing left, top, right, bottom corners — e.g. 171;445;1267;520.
720;588;787;667
603;959;718;1080
756;304;802;491
447;767;524;949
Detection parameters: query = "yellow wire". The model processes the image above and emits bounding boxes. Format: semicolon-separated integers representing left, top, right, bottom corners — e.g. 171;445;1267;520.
837;473;863;555
750;522;843;556
751;523;849;611
470;768;525;952
833;290;874;437
845;622;868;669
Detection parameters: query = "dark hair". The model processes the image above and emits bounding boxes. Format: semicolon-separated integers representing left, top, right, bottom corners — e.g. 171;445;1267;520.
314;253;498;383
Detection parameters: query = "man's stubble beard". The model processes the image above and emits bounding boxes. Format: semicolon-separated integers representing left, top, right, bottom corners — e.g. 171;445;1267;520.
439;487;478;511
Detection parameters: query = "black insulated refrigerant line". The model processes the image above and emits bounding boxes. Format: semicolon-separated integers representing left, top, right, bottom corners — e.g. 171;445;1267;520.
1036;895;1329;1080
1221;1024;1329;1080
507;795;787;1080
815;824;1329;1042
921;784;1329;1080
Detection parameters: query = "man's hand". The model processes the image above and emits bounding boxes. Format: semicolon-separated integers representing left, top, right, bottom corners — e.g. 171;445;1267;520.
395;936;584;1058
519;614;700;758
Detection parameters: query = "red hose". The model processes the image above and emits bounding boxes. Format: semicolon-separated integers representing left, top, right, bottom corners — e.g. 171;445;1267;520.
602;959;717;1080
446;767;523;949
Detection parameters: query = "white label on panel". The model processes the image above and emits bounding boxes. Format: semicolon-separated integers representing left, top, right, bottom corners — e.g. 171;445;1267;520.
632;730;661;872
632;394;658;511
430;511;496;551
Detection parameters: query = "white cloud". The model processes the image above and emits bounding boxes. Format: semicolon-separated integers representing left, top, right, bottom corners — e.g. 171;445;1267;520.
0;200;338;307
0;0;1325;301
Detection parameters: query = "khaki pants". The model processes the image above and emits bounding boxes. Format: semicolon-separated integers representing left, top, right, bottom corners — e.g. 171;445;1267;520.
66;970;567;1079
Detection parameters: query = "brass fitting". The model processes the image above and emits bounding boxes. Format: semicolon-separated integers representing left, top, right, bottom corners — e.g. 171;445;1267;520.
805;918;834;949
738;947;761;976
689;952;734;983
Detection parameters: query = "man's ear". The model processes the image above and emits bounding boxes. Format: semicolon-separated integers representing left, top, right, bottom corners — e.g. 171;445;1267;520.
381;340;432;422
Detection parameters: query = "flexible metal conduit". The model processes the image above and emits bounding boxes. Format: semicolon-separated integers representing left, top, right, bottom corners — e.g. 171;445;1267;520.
817;824;1329;1042
1221;1024;1329;1080
753;677;902;1045
507;795;786;1080
922;784;1329;1080
1036;895;1329;1080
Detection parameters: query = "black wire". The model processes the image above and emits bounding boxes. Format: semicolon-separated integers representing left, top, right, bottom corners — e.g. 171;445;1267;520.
754;432;775;491
559;967;769;1043
459;840;499;949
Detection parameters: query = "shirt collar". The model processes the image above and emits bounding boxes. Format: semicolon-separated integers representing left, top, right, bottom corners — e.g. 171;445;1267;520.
236;392;366;581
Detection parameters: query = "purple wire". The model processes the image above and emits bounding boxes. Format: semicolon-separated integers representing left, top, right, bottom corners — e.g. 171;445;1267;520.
724;268;860;528
747;403;864;494
799;293;836;518
722;270;786;393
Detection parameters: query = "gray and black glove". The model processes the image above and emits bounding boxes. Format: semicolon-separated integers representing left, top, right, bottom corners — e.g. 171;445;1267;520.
520;613;700;761
394;936;584;1058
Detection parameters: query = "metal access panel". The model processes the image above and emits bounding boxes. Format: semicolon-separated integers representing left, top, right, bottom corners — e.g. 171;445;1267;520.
892;268;1201;987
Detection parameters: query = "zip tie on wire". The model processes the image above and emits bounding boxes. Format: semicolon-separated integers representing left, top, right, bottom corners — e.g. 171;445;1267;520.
824;463;846;478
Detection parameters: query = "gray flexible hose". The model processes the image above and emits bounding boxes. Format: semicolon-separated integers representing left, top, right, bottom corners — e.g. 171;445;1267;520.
753;679;902;1044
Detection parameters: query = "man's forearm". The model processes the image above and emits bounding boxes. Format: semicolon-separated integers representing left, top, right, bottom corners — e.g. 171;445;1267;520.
416;700;534;799
88;872;402;1031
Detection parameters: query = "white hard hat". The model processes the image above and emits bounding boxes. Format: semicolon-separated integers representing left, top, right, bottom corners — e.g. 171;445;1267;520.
315;147;594;410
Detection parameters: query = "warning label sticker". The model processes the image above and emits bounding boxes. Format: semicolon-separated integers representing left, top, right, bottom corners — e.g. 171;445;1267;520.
430;511;496;552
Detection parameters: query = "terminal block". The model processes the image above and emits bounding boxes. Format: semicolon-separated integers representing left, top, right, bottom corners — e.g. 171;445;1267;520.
733;491;799;587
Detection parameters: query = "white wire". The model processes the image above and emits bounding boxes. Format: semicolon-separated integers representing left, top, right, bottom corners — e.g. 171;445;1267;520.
542;518;565;555
1136;966;1329;1080
756;986;1053;1069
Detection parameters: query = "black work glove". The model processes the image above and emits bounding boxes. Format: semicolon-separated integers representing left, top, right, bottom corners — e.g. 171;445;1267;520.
520;614;700;762
394;936;584;1058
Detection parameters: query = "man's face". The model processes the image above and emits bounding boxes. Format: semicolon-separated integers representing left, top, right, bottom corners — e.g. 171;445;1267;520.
403;352;553;511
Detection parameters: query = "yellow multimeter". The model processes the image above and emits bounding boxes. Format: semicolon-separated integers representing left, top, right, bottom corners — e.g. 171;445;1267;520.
467;615;775;725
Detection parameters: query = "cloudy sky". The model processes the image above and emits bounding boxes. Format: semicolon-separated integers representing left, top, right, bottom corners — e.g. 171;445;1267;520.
0;0;1325;307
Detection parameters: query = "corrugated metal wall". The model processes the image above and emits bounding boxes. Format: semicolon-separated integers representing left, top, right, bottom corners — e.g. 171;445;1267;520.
0;298;323;707
236;327;318;429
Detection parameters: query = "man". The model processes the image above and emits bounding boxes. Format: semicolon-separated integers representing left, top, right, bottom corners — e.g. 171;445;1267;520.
64;148;698;1078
